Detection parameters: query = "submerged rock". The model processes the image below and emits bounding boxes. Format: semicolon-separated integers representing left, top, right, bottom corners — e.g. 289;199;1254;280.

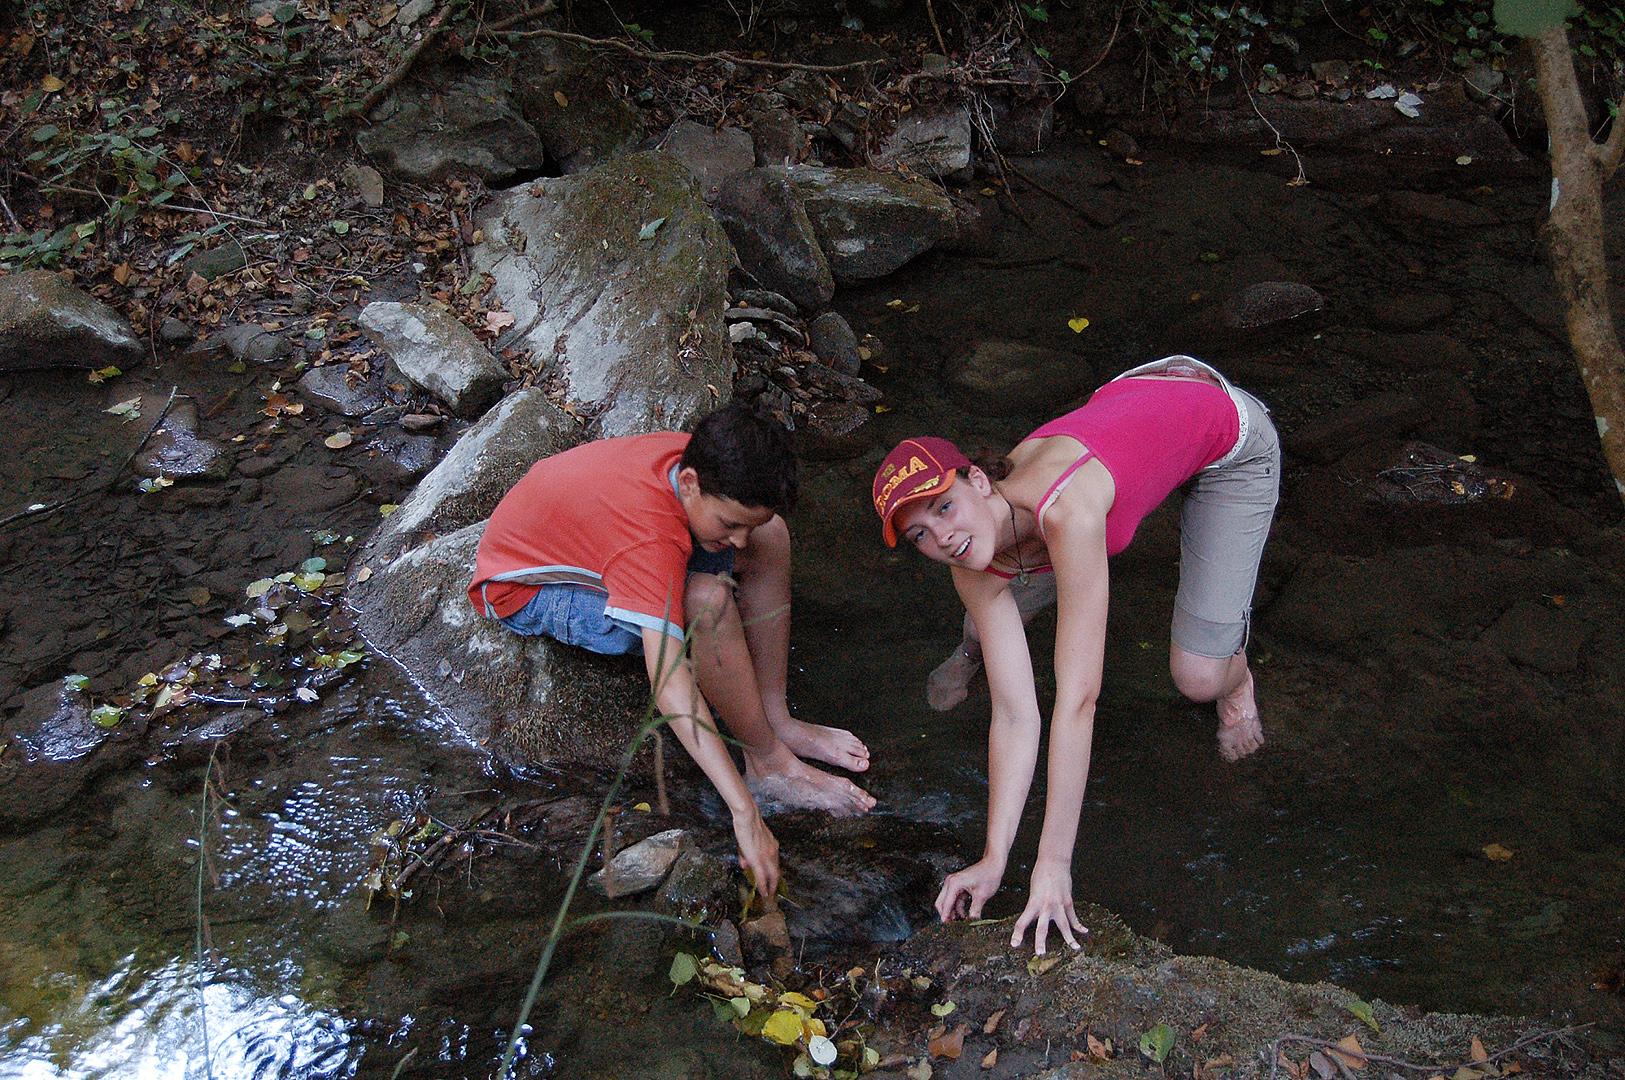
944;340;1094;417
132;396;231;480
0;270;142;371
0;679;130;826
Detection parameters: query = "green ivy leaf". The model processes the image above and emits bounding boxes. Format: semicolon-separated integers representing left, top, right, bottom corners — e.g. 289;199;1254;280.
1139;1023;1175;1063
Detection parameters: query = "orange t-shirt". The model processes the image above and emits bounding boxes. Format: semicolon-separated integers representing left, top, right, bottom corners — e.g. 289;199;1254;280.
468;432;692;639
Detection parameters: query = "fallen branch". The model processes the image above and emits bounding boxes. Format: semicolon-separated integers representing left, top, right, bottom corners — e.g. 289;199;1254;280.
492;26;891;73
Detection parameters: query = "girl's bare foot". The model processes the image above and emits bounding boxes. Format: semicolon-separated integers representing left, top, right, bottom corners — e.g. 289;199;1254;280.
1215;667;1265;762
745;755;876;816
775;716;870;773
926;645;980;712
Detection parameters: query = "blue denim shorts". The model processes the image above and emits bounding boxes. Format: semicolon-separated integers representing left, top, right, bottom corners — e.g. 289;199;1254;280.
497;545;737;656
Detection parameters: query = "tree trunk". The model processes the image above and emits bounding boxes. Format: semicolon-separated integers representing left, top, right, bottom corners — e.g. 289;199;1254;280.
1530;24;1625;505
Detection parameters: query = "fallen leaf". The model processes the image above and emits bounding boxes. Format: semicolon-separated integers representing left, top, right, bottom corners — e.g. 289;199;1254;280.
905;1058;933;1080
1452;1069;1484;1080
1087;1034;1111;1060
1068;316;1090;332
668;952;697;988
324;431;353;449
1345;997;1381;1032
1482;843;1514;862
485;310;516;333
1206;1054;1235;1070
1309;1051;1337;1079
982;1009;1005;1034
1261;147;1284;156
1192;1023;1208;1040
41;74;64;92
112;263;131;285
1331;1034;1367;1070
930;1000;957;1018
928;1023;966;1060
1471;1036;1488;1062
554;89;569;108
980;1048;997;1069
1140;1023;1175;1064
1026;953;1063;976
761;1009;802;1046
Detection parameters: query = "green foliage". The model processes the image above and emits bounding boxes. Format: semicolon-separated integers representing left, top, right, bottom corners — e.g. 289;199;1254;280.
1494;0;1581;37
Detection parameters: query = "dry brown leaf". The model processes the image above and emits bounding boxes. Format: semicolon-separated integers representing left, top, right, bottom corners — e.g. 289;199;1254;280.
186;272;210;295
1192;1023;1209;1041
254;12;275;26
1206;1054;1235;1070
1482;844;1514;862
928;1023;966;1060
1470;1036;1489;1062
980;1048;997;1069
112;263;131;285
554;90;569;108
1086;1033;1110;1061
1326;1034;1367;1071
982;1009;1004;1034
1309;1051;1337;1079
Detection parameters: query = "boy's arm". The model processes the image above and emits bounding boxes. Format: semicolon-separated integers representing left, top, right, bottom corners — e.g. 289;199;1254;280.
642;627;780;897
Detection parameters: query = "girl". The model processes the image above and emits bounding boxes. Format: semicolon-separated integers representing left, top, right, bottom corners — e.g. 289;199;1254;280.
871;356;1280;954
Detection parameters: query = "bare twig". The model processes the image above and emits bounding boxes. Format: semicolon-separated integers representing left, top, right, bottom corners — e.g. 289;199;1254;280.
924;0;948;55
1077;13;1121;77
1268;1024;1591;1080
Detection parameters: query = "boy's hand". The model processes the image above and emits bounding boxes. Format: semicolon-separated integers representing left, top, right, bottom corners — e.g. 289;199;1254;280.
935;856;1005;923
734;808;780;898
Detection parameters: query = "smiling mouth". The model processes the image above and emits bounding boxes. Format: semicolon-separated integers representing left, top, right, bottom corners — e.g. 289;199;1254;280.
951;537;971;559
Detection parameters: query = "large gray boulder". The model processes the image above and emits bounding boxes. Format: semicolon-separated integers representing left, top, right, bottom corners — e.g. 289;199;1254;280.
785;165;959;284
356;301;510;418
0;269;142;371
356;73;546;185
659;120;755;202
873;105;973;180
471;151;736;437
714;168;835;312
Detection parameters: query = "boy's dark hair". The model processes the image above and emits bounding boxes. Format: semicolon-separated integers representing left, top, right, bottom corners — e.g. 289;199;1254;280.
682;402;799;514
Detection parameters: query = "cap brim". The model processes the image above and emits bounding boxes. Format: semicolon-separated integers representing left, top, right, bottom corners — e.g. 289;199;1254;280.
880;487;936;547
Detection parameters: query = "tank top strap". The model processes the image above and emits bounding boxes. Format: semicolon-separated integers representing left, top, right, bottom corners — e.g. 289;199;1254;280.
1033;448;1095;543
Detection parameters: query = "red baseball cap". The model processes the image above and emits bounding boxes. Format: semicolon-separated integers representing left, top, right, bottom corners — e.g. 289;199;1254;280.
873;436;971;546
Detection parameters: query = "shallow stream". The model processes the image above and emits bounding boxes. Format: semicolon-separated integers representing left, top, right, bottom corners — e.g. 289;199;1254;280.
2;142;1622;1077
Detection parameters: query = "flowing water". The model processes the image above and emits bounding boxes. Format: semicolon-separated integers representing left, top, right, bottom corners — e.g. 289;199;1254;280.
2;145;1623;1077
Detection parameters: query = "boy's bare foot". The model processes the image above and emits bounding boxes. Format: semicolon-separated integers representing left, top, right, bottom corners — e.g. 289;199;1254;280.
1215;667;1265;762
926;645;980;712
774;716;871;773
746;754;876;817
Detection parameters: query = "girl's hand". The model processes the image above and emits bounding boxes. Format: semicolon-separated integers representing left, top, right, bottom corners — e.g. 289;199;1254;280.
1011;861;1086;955
935;857;1006;922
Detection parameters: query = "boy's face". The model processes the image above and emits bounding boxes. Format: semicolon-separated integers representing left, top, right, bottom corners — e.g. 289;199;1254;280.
677;467;776;552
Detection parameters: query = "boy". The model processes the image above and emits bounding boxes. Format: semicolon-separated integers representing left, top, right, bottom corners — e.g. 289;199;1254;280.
469;404;874;894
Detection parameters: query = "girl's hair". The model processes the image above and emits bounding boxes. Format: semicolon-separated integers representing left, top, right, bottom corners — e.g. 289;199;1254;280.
959;446;1012;483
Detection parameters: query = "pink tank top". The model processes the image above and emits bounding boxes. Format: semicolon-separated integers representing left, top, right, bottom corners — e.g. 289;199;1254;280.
1023;377;1239;556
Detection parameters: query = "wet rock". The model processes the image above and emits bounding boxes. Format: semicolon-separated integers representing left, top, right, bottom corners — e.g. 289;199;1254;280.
589;828;685;896
357;301;508;419
1221;281;1324;333
399;411;443;433
133;396;232;480
659;120;754;202
1282;391;1428;464
989;92;1055;155
797;400;875;461
874;105;972;180
341;163;386;208
1479;600;1593;674
359;429;439;481
731;289;798;318
747;102;808;167
358;73;546;185
298;363;391;417
180;242;246;282
0;679;128;827
512;39;643;174
943;340;1094;417
265;464;361;513
1322;329;1477;373
1102;128;1141;160
656;848;734;913
472;151;735;436
0;269;142;371
1384;189;1503;230
219;322;291;363
715;168;835;312
787;164;959;284
158;317;196;345
807;311;861;375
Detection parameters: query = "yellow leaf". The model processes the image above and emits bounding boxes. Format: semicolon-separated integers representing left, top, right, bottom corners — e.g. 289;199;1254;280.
1482;843;1514;862
633;802;651;812
1068;317;1090;332
1261;147;1284;156
554;90;569;108
930;1000;956;1018
761;1009;802;1046
325;431;354;449
1027;953;1063;976
780;992;818;1012
41;75;64;92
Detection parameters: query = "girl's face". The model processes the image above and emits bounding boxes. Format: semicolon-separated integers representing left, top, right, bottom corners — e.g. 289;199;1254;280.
893;471;998;570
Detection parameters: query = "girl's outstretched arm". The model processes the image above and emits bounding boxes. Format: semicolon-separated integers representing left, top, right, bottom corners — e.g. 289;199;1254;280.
934;571;1043;922
1010;480;1112;955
